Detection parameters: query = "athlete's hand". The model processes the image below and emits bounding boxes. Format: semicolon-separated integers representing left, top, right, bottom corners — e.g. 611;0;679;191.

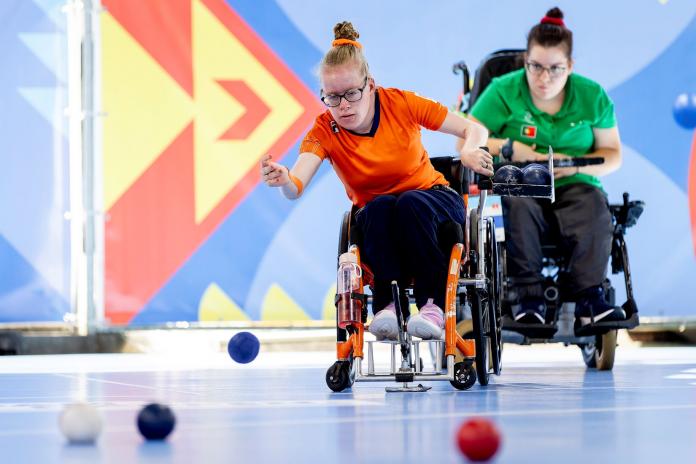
510;141;539;162
260;154;290;187
554;166;576;179
460;147;494;176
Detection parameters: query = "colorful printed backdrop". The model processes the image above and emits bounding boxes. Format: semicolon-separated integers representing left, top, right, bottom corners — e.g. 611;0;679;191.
0;0;70;323
1;0;695;325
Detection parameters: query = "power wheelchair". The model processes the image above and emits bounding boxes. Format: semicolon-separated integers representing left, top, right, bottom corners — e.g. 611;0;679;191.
452;49;644;370
325;156;504;392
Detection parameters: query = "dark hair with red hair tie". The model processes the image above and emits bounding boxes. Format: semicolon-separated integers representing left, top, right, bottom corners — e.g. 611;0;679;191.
541;16;565;27
527;7;573;58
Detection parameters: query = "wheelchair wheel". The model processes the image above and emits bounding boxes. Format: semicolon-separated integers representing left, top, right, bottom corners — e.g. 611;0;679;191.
325;360;354;392
469;209;491;386
469;289;490;385
579;330;617;371
336;211;352;343
450;361;477;390
338;211;350;258
485;217;503;375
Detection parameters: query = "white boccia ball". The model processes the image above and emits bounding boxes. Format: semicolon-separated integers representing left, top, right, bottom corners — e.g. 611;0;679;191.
59;402;103;444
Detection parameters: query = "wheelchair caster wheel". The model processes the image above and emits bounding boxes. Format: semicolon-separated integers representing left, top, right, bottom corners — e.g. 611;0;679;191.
450;361;477;390
326;361;353;392
579;330;617;371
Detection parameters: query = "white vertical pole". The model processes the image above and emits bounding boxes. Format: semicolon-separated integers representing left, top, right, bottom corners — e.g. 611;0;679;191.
65;0;87;335
82;0;104;331
89;0;105;330
66;0;103;335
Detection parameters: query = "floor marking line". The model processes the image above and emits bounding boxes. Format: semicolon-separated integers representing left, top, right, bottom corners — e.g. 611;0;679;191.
170;403;696;429
51;373;204;396
1;403;694;436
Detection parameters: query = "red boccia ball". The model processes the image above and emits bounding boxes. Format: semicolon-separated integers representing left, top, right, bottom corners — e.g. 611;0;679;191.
456;418;501;461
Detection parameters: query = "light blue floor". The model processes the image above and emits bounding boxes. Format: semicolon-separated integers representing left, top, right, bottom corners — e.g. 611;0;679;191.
1;344;695;463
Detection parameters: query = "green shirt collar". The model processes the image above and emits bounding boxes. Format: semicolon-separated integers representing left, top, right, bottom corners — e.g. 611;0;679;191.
518;71;576;119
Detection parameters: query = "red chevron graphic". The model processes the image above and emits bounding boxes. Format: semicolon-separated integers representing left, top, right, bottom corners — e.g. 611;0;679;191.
217;80;271;140
103;0;322;325
104;0;193;95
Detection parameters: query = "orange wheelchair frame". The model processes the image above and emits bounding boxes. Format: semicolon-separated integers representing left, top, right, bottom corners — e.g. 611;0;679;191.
326;157;503;392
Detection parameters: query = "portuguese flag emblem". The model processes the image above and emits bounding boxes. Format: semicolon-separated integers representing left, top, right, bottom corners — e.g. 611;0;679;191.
521;125;537;138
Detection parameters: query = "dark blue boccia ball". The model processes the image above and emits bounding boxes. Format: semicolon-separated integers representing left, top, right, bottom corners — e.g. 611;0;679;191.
493;165;524;184
227;332;260;364
137;403;175;441
673;93;696;129
522;163;551;185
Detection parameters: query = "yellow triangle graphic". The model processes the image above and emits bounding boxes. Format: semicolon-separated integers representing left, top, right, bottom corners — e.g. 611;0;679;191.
322;284;337;321
101;13;192;210
261;284;311;321
191;0;304;223
198;283;250;322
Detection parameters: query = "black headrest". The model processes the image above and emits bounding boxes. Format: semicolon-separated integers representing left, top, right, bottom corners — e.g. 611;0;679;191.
469;49;525;110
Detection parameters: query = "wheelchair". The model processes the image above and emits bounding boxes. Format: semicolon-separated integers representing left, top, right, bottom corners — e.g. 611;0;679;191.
325;156;503;392
453;49;644;370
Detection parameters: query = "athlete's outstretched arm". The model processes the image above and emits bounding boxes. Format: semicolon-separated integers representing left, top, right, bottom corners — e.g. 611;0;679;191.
439;112;494;176
260;152;323;200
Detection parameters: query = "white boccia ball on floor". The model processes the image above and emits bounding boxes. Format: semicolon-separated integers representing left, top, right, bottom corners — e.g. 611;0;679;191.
59;402;103;444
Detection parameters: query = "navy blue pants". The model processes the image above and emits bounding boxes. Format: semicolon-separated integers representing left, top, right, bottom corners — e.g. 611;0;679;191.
354;186;466;314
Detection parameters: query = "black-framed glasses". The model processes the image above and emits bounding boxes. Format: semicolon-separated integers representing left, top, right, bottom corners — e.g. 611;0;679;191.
525;61;567;79
321;77;368;107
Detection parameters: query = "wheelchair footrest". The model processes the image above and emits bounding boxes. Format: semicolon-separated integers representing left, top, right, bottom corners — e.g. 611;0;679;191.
574;313;639;337
501;315;558;339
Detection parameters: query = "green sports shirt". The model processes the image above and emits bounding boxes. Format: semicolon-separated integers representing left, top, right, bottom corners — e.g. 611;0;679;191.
470;68;616;189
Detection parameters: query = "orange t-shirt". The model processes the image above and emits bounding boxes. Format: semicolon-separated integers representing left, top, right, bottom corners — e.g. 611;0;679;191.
299;87;449;207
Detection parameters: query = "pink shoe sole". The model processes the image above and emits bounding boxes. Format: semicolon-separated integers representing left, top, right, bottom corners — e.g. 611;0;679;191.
368;309;399;341
407;314;443;340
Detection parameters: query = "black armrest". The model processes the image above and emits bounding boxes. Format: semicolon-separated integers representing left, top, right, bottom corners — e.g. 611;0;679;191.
610;193;645;230
430;156;467;195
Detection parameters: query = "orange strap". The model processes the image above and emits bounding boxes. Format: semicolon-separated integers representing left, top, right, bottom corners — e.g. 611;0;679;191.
288;170;304;196
332;38;362;49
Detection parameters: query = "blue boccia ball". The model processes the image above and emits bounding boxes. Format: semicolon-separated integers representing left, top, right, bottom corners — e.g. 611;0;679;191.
673;93;696;129
493;165;524;184
137;403;175;441
522;163;551;185
227;332;260;364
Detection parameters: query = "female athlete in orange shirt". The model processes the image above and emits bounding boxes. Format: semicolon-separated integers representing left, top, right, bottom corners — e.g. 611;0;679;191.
260;21;492;341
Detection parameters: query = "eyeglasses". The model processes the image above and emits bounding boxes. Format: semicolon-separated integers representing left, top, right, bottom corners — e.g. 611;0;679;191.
321;77;368;107
525;61;567;79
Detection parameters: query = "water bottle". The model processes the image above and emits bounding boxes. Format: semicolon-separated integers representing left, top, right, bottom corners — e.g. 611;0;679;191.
337;252;362;328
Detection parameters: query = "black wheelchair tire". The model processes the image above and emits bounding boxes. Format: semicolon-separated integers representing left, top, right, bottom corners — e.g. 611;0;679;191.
469;288;490;386
338;211;350;261
325;360;354;392
485;217;503;375
450;361;477;390
469;209;491;386
336;211;352;343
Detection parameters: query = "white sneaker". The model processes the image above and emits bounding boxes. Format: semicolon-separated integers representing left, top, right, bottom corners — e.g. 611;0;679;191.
368;303;399;341
407;299;444;340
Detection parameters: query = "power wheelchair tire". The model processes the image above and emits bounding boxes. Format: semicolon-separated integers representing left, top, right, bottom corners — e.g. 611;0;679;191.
579;330;617;370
